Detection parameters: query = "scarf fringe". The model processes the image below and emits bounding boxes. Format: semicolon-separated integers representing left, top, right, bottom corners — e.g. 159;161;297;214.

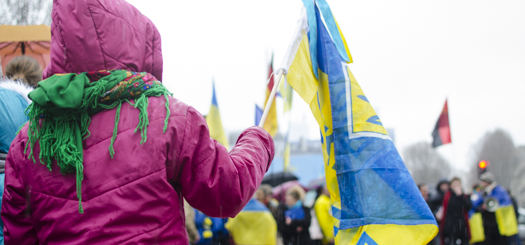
25;72;172;213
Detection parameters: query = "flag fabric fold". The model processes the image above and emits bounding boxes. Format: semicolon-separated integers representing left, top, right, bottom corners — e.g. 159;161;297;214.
278;2;438;244
432;100;452;147
206;81;229;150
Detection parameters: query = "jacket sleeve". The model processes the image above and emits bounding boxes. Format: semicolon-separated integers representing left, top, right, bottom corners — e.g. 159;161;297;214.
176;106;274;218
1;139;38;244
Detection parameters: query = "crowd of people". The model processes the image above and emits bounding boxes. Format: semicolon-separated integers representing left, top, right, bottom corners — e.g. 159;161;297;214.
0;0;522;244
419;173;521;245
183;184;335;245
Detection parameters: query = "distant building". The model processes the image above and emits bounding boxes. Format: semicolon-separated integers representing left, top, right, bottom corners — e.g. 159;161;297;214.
290;137;322;155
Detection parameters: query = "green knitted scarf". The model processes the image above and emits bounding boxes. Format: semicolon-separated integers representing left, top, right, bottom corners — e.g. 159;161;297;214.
25;70;172;213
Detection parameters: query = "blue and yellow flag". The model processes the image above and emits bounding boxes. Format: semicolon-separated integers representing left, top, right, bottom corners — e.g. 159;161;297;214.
255;104;263;126
279;68;293;171
226;199;277;245
263;57;278;137
278;1;438;244
283;131;291;172
469;185;518;243
206;81;229;150
469;192;485;243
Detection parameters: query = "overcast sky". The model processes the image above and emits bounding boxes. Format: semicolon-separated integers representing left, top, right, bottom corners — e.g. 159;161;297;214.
126;0;525;173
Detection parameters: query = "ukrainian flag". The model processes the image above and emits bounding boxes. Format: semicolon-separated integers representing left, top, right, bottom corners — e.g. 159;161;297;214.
283;131;291;172
280;70;293;171
206;81;229;150
469;191;485;243
489;186;519;237
263;56;279;137
470;185;518;243
278;0;438;244
226;199;277;245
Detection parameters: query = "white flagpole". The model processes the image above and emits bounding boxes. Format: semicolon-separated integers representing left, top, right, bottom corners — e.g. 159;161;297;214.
258;69;285;128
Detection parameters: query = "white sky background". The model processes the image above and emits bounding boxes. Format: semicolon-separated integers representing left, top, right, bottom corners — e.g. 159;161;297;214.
127;0;525;173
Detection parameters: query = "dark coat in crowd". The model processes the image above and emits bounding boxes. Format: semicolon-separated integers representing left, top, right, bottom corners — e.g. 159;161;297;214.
441;191;472;245
277;203;312;245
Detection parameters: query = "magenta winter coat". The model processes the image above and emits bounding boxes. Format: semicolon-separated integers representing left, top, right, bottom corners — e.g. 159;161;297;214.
1;0;275;244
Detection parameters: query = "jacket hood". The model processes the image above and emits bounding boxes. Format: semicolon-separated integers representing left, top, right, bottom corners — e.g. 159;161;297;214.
436;178;449;193
0;79;31;153
0;78;34;104
43;0;163;81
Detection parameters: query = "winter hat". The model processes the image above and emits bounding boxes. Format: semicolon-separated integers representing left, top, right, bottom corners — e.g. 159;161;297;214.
480;172;496;184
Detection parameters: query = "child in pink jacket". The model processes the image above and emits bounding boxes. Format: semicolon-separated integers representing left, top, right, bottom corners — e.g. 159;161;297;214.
0;0;274;244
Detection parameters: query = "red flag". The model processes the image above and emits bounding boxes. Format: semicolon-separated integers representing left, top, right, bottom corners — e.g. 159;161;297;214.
432;100;451;147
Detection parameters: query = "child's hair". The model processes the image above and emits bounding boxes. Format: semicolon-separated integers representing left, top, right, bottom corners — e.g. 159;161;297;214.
286;185;305;201
5;56;43;87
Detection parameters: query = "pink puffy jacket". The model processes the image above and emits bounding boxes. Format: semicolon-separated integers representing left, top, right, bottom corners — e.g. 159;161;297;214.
1;0;275;244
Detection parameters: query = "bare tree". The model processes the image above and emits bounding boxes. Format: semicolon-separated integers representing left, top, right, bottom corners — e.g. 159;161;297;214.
468;128;516;189
403;141;452;185
0;0;52;25
512;146;525;207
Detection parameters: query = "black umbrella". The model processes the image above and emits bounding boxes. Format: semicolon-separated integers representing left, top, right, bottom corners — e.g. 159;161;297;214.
261;172;298;187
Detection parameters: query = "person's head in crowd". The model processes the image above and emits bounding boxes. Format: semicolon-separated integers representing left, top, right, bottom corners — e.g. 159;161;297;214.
436;179;449;194
479;171;496;188
449;177;462;191
5;56;42;87
285;185;305;208
322;185;330;197
418;183;429;201
256;184;273;205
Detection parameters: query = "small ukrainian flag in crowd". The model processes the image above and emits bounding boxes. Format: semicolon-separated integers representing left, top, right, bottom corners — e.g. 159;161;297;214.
280;63;294;172
206;81;229;150
278;0;438;244
226;199;277;245
263;58;279;137
469;179;518;243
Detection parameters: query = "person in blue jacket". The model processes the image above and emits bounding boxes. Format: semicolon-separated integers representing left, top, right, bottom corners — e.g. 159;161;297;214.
277;185;312;245
0;78;33;245
193;209;229;245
